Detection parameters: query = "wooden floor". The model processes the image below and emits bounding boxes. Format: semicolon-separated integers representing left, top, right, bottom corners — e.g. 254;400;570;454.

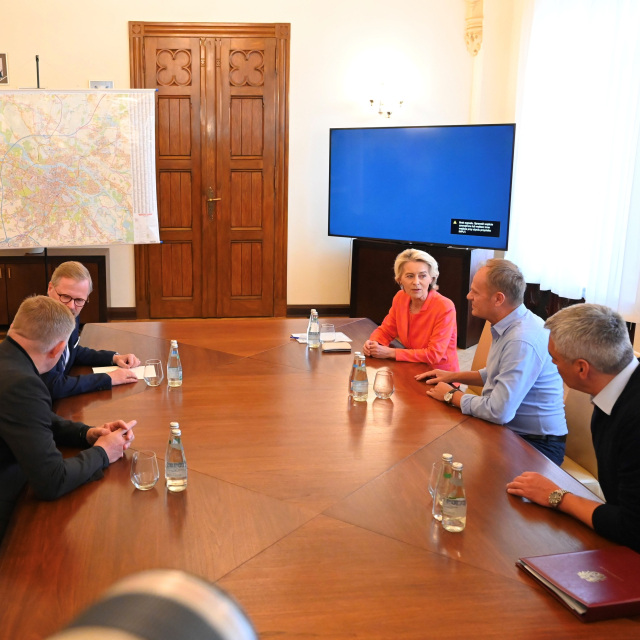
0;318;637;639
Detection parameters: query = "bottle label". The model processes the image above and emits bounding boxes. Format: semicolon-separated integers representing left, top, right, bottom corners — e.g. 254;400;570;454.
443;497;467;517
166;462;187;478
352;380;368;394
168;367;182;379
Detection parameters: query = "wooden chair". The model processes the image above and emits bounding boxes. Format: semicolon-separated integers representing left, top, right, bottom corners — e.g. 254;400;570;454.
467;321;492;395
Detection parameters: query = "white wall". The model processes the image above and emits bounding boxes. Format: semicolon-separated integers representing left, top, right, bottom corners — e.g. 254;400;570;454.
1;0;520;308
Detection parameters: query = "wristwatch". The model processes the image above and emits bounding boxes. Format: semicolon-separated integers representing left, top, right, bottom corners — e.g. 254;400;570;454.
111;352;120;365
548;488;571;508
444;385;458;405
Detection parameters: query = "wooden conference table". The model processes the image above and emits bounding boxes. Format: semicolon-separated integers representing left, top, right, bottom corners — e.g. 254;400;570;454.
0;318;638;639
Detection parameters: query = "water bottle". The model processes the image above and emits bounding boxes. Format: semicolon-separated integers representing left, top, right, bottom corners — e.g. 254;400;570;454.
167;340;183;387
442;462;467;532
165;422;187;492
348;351;362;396
351;355;368;402
307;309;320;348
432;453;453;521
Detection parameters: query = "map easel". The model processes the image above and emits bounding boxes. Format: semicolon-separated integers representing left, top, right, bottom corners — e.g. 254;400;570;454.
34;54;50;290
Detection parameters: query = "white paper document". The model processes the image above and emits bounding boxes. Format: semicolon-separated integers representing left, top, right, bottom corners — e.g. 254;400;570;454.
291;332;352;343
92;365;151;380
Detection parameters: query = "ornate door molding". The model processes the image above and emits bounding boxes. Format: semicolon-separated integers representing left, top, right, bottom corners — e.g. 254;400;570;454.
129;22;289;318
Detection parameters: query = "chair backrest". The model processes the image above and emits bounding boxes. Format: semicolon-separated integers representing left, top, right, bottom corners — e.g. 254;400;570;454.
467;321;492;396
564;387;598;478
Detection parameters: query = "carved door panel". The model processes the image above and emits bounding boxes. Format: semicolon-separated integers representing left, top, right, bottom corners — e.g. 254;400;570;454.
144;37;203;317
213;38;277;317
130;24;289;319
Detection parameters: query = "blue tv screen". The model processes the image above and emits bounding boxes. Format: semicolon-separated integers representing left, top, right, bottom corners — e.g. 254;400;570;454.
328;124;515;250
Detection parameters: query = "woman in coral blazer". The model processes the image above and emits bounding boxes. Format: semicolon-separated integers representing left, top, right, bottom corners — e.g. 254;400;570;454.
363;249;459;371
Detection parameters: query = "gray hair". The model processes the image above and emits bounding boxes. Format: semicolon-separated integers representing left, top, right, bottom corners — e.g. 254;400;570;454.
545;303;634;375
482;258;526;306
11;296;75;353
394;248;439;290
51;261;93;293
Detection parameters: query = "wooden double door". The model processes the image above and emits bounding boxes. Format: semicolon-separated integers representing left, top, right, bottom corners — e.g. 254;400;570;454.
130;23;289;318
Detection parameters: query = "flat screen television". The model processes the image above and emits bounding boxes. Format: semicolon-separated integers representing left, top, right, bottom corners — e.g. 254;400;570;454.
328;124;515;250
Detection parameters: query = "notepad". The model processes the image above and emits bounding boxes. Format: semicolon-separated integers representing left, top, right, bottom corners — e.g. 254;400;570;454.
321;342;352;352
92;365;149;380
291;332;352;343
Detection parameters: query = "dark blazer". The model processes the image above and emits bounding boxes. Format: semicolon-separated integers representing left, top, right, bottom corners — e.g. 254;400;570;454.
0;337;108;541
591;359;640;552
40;316;116;400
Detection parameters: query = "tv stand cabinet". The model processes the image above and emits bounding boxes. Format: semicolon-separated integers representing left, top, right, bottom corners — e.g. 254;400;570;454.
349;239;491;349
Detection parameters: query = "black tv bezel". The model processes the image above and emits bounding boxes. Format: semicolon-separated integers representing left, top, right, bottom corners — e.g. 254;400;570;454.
327;123;516;251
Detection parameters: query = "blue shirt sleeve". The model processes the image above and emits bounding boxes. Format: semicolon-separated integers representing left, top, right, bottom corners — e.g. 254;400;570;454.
460;340;545;425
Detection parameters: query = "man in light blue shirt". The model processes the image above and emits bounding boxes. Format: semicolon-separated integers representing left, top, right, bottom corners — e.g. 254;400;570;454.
416;259;567;465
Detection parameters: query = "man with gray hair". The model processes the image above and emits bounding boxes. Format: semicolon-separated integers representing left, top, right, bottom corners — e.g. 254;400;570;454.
507;304;640;552
0;296;136;541
43;261;140;400
417;259;568;465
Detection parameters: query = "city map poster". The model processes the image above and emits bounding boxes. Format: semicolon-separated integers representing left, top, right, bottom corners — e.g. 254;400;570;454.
0;89;159;248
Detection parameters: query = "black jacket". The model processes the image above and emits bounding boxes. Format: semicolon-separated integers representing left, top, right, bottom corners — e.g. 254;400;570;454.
0;337;108;541
40;316;115;400
591;359;640;552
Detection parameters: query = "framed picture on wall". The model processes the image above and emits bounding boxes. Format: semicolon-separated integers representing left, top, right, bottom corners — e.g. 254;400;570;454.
0;54;8;85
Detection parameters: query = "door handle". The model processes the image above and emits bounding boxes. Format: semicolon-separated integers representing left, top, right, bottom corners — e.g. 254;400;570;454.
207;187;221;220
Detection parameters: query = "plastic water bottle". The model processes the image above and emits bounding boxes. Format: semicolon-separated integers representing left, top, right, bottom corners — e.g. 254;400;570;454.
442;462;467;532
167;340;183;387
352;355;368;402
165;422;187;492
432;453;453;521
307;309;320;349
348;351;362;396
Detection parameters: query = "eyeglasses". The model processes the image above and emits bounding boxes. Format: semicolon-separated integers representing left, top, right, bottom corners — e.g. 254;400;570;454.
54;288;88;307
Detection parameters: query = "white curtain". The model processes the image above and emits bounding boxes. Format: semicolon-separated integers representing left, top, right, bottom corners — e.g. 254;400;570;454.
506;0;640;323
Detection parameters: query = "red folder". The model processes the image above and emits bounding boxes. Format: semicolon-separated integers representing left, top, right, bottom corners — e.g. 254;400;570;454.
517;547;640;622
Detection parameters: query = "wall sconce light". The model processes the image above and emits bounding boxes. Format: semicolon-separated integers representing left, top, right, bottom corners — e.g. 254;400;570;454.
369;97;404;118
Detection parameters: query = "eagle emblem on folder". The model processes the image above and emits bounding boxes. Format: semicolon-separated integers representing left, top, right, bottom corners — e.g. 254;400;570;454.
577;571;607;583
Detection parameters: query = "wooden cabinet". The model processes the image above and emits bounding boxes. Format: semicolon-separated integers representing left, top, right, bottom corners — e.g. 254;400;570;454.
6;262;48;318
0;255;107;325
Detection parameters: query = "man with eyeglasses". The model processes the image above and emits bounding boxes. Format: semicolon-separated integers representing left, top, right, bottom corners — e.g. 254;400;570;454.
41;262;139;400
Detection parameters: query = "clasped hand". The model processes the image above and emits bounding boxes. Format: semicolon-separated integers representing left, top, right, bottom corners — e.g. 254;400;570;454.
363;340;395;359
87;420;137;463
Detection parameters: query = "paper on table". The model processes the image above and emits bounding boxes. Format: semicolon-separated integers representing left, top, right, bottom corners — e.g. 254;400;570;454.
92;365;150;380
291;332;352;343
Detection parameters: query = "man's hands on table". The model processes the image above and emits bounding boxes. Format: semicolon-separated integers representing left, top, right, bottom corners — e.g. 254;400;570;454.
88;420;137;463
113;353;141;368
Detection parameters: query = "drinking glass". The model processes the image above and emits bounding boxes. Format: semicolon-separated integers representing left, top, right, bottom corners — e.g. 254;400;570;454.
373;369;394;399
131;451;159;490
428;461;440;498
144;359;164;387
320;323;336;343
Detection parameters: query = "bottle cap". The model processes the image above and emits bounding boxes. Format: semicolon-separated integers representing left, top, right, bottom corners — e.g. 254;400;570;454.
354;351;362;356
311;309;317;314
452;462;463;470
442;453;453;461
170;422;180;427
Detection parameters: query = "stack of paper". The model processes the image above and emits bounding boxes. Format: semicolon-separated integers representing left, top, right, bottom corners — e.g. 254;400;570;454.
291;332;352;344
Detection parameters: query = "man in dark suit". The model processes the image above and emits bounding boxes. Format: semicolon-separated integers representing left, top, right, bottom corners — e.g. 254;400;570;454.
41;261;139;400
0;296;136;540
507;304;640;552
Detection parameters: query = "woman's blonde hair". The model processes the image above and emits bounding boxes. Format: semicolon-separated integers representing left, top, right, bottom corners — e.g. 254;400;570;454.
393;248;439;290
